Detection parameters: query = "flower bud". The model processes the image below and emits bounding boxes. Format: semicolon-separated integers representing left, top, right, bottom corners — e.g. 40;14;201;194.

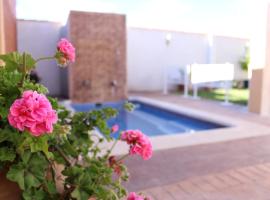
0;59;6;68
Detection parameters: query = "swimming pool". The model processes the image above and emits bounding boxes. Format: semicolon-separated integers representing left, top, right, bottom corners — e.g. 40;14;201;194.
71;100;227;137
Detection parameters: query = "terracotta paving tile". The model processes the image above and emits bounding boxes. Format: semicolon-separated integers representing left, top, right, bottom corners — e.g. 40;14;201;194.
163;184;191;200
213;173;241;187
145;187;174;200
226;169;255;183
256;164;270;173
262;163;270;170
177;181;211;199
258;179;270;190
245;166;267;177
236;167;262;181
250;165;270;174
177;180;201;194
200;175;228;189
189;177;217;192
141;163;270;200
127;93;270;199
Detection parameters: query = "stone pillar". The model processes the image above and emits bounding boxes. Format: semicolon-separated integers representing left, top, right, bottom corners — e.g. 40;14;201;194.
67;11;127;103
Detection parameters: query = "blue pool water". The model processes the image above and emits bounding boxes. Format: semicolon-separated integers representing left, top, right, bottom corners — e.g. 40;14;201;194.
71;101;227;137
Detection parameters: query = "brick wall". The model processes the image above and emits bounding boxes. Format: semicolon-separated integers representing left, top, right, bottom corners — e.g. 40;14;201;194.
67;11;127;103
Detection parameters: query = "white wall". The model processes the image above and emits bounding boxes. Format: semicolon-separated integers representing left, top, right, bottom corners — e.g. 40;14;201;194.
127;28;208;91
17;21;250;94
128;27;249;92
17;20;62;96
214;36;248;80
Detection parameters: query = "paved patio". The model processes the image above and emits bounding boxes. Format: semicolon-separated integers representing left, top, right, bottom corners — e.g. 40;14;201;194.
142;162;270;200
125;93;270;199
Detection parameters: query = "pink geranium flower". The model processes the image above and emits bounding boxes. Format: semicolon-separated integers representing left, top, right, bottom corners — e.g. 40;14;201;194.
121;130;152;160
127;192;144;200
57;38;75;66
127;192;151;200
111;124;119;133
8;90;58;136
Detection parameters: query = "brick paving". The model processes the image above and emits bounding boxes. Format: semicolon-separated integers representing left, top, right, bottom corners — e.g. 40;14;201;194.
142;163;270;200
125;134;270;192
125;93;270;199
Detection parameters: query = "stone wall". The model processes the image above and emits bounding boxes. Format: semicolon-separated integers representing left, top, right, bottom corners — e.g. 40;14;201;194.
67;11;127;103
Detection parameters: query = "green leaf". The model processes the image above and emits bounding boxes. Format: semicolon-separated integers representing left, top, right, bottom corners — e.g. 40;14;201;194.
22;81;49;94
7;163;25;190
22;188;47;200
62;166;83;177
28;153;47;181
0;129;9;143
48;96;59;110
7;153;48;191
29;137;46;152
0;147;16;161
0;128;20;144
61;140;78;157
24;172;41;189
71;188;90;200
18;133;51;159
0;52;21;72
21;151;31;164
124;101;135;112
46;180;57;195
24;53;36;71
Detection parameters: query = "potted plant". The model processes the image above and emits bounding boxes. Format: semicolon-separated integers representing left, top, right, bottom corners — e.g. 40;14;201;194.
0;39;152;200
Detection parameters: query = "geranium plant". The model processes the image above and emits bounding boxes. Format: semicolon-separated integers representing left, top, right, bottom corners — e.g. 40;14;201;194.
0;39;152;200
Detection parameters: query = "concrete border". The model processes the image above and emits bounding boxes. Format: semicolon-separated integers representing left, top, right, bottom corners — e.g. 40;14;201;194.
65;97;270;155
111;96;270;155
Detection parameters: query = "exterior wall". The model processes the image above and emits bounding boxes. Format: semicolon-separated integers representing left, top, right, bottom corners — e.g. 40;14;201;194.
17;19;249;95
128;28;208;91
258;4;270;116
214;36;248;80
248;4;270;116
68;11;127;103
17;20;62;96
128;27;249;91
0;0;17;53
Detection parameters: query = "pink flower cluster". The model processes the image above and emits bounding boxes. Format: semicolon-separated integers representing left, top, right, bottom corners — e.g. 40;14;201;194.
57;38;75;66
121;130;152;160
111;124;119;133
8;90;58;136
127;192;151;200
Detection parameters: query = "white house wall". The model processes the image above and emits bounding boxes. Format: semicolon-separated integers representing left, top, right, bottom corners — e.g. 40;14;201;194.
17;20;62;96
214;36;248;80
127;28;208;91
17;20;249;95
128;27;249;92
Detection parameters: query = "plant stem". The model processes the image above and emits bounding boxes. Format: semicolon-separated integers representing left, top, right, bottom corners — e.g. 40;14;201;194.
55;145;72;166
18;52;27;87
106;139;118;157
116;154;129;163
43;151;56;179
36;56;56;63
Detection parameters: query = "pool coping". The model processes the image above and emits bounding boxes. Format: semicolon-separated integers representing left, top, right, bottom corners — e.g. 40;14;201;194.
110;96;270;155
63;97;270;155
